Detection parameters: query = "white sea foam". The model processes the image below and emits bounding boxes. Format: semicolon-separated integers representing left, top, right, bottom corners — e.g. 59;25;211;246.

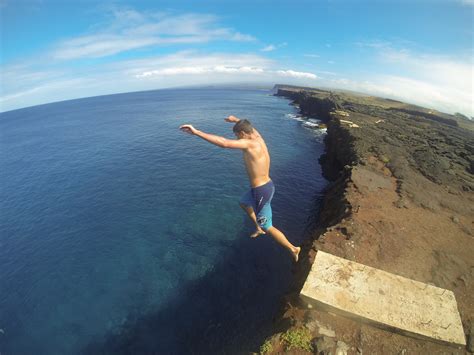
286;113;326;135
312;128;327;136
285;113;304;122
302;121;320;128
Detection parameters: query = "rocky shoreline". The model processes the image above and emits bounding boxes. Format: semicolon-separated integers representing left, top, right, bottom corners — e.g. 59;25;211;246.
258;85;474;354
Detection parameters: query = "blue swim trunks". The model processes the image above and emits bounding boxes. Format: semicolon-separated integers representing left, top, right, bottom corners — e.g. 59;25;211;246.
239;180;275;231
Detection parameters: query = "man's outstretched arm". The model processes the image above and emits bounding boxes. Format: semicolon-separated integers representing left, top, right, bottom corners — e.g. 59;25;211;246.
179;124;251;149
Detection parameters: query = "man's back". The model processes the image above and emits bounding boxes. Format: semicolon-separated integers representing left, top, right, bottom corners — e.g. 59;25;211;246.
242;133;271;188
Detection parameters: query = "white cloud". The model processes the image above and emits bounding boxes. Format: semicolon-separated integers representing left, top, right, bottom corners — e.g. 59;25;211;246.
0;63;67;99
261;42;287;52
136;65;265;78
132;58;317;81
328;75;473;115
0;51;319;112
231;32;256;41
51;11;256;60
118;51;272;76
261;45;276;52
9;6;471;118
0;77;96;110
326;42;473;115
129;53;317;81
315;70;338;76
376;47;472;92
275;70;317;80
54;36;159;60
323;41;473;115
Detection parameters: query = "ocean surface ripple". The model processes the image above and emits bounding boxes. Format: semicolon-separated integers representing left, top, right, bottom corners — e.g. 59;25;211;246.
0;88;327;354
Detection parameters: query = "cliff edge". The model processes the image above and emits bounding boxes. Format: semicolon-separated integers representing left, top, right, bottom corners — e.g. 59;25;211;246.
260;85;474;354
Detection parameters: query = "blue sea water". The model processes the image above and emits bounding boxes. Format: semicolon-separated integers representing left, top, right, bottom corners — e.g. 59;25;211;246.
0;88;327;354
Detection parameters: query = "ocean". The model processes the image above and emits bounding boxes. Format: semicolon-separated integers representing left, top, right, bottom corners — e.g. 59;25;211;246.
0;88;327;354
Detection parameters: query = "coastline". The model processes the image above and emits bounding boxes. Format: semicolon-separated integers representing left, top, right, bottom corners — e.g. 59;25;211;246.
260;85;474;354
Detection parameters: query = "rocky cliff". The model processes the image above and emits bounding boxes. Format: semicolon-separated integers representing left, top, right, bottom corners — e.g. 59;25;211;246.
260;85;474;354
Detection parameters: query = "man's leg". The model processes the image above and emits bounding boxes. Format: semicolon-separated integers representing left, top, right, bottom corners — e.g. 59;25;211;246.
239;203;266;238
265;226;301;262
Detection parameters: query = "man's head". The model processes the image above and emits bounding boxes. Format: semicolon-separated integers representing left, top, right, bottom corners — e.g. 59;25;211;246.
233;119;254;138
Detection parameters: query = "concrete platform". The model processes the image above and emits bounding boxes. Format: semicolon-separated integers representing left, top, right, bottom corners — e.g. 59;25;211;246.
300;251;466;346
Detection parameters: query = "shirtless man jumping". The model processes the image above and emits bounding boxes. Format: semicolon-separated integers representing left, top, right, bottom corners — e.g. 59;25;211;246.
179;115;301;262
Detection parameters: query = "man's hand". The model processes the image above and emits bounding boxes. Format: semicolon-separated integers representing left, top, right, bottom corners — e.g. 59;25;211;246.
224;115;240;123
179;124;198;135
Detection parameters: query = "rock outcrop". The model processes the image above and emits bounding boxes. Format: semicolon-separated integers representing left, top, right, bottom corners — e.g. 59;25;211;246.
263;85;474;354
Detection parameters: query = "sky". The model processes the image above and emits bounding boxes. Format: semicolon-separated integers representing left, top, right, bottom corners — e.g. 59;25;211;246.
0;0;473;115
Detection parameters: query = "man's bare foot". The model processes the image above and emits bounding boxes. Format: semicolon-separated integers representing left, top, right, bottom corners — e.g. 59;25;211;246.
292;247;301;262
250;228;266;238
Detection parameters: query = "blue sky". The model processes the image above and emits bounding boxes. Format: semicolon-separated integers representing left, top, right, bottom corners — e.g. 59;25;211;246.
1;0;473;115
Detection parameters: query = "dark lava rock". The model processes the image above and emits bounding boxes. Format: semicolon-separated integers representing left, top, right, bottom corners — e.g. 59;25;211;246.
275;85;474;213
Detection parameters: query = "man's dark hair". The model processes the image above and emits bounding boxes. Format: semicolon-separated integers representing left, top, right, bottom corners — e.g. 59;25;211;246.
233;119;254;135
